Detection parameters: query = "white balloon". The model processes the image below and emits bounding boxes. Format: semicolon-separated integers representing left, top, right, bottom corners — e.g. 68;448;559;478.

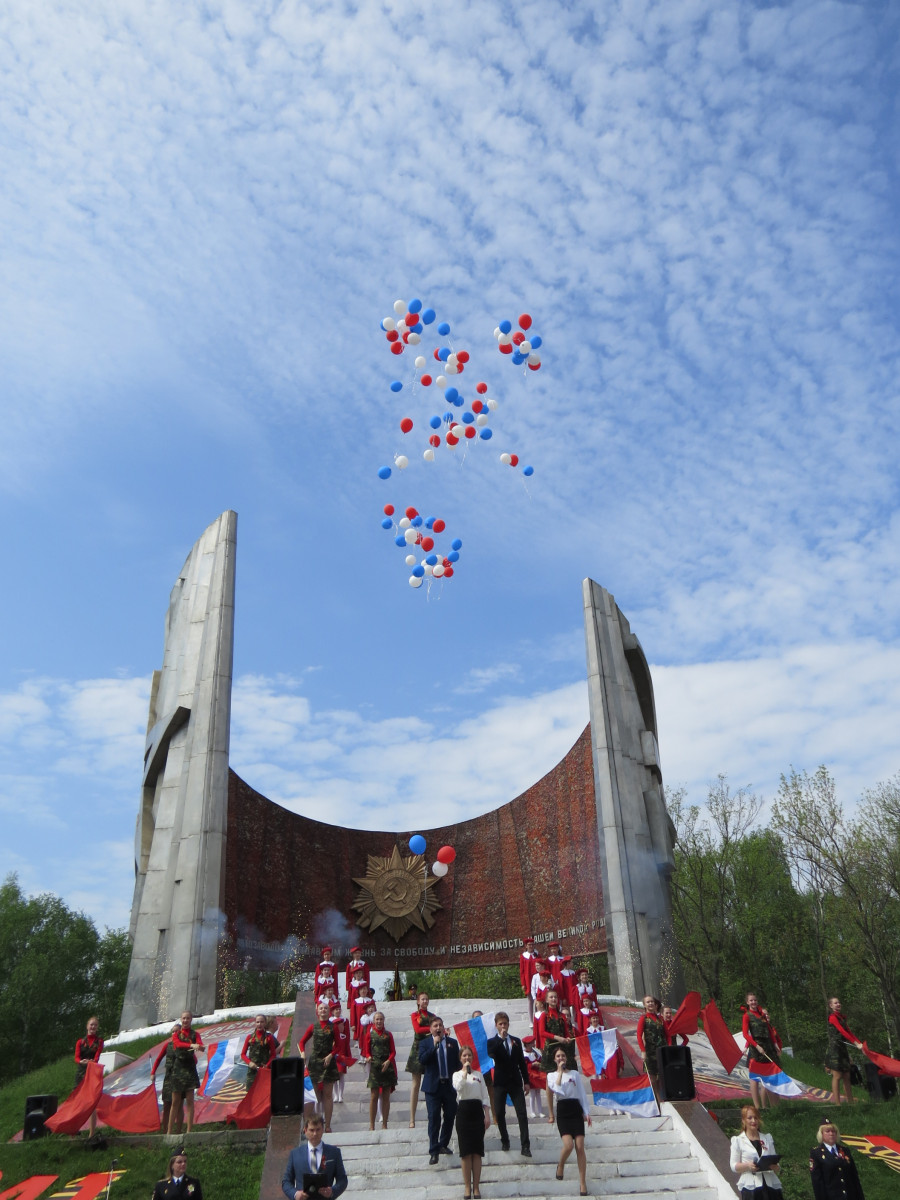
498;333;512;346
431;860;449;876
396;319;407;332
423;448;435;462
395;455;409;469
383;317;397;332
393;299;406;315
415;355;426;368
436;375;447;389
405;554;416;566
447;354;458;366
424;563;434;576
520;340;531;353
444;363;458;374
407;332;420;344
487;397;498;411
500;453;512;465
399;516;411;529
493;327;501;340
409;575;424;588
404;528;418;544
475;413;488;427
528;352;541;365
433;564;445;577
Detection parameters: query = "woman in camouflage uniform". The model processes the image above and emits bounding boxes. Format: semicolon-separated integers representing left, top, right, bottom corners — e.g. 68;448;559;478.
366;1011;397;1130
405;991;437;1128
742;994;782;1111
168;1011;204;1135
299;1001;340;1132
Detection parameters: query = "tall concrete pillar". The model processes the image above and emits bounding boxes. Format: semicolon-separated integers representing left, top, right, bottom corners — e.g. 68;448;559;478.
583;579;684;1002
120;511;237;1030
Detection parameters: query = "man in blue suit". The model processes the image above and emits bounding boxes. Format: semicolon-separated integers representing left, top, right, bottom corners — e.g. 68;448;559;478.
282;1113;348;1199
418;1016;461;1165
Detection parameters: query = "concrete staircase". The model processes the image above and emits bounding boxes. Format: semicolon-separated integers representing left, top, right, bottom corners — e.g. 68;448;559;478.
299;997;732;1199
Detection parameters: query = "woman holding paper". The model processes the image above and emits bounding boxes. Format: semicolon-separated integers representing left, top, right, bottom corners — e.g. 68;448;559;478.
452;1045;491;1200
548;1046;592;1196
730;1105;782;1198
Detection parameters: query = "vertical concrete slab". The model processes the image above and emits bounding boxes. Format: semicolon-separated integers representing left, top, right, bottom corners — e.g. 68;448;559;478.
120;511;237;1030
583;578;684;1002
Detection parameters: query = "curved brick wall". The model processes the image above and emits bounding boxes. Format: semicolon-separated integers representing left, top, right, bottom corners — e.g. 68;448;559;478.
223;724;606;973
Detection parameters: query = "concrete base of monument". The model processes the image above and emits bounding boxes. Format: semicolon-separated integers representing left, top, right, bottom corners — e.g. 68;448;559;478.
260;996;737;1200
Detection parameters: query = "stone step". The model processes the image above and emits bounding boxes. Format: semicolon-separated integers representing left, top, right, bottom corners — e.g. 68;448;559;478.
338;1135;689;1164
330;1115;673;1145
347;1156;704;1182
353;1179;716;1200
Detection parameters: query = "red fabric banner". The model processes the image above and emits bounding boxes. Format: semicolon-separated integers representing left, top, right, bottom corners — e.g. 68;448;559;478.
44;1061;104;1134
227;1065;272;1129
96;1081;161;1133
666;990;701;1038
863;1042;900;1077
701;999;743;1074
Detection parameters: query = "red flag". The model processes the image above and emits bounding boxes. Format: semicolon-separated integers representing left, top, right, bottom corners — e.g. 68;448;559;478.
96;1081;160;1133
666;990;701;1038
701;999;743;1074
228;1065;272;1129
863;1042;900;1077
44;1061;104;1134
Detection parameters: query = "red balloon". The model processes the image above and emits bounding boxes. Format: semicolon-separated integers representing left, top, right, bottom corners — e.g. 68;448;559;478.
421;536;434;551
421;374;432;386
402;331;410;342
528;361;541;371
456;363;464;373
499;343;512;355
433;519;445;532
512;331;525;345
383;504;395;516
429;434;440;447
472;400;483;413
464;425;476;439
400;417;413;433
444;566;454;578
391;342;403;355
386;330;399;342
405;313;416;326
518;313;532;330
510;454;519;467
457;350;470;363
405;506;418;518
436;845;456;864
442;558;449;567
476;382;487;394
433;348;442;361
446;433;459;445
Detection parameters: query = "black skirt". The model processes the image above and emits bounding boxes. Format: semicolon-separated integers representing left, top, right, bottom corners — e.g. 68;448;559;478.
456;1098;486;1158
556;1097;585;1138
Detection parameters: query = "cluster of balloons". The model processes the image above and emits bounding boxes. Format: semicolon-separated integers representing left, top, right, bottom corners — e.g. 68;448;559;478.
408;834;457;878
381;504;462;588
493;313;542;370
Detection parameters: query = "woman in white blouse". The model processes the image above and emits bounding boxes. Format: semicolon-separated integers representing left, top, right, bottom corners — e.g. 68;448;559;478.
547;1046;592;1196
452;1046;491;1200
730;1104;783;1197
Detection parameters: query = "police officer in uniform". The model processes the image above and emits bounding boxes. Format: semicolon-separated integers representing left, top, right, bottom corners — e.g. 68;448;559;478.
810;1120;866;1200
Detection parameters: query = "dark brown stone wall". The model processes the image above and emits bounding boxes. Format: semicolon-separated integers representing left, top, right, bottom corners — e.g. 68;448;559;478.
223;724;606;972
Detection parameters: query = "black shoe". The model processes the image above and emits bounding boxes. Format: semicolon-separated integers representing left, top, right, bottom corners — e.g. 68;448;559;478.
500;1142;510;1151
521;1145;532;1157
438;1145;452;1155
429;1153;439;1165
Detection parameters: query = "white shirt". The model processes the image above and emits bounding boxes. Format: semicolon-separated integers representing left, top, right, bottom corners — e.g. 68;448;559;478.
546;1069;591;1116
729;1132;782;1192
531;974;551;1000
308;1144;322;1172
452;1068;489;1104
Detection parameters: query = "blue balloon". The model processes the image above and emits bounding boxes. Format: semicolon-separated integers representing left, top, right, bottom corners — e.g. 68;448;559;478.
410;322;423;333
448;551;459;563
412;515;423;526
408;298;422;313
429;415;441;429
412;566;425;579
444;412;453;423
381;517;392;529
530;335;542;350
409;833;426;854
425;516;435;529
437;321;450;335
425;553;438;566
422;308;436;324
390;380;402;392
523;465;534;476
438;347;450;361
445;387;458;402
451;538;462;551
512;351;526;364
479;427;493;440
499;319;512;334
453;394;464;407
462;412;474;424
378;466;392;480
395;535;406;547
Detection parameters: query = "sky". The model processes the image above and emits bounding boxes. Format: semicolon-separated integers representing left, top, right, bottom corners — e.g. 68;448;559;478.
1;0;898;933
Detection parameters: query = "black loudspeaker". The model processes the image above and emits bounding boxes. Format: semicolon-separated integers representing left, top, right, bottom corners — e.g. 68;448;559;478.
23;1095;58;1140
657;1045;695;1101
865;1062;898;1102
270;1057;306;1114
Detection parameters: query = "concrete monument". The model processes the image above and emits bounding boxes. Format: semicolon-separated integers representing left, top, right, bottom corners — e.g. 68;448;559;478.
120;511;237;1030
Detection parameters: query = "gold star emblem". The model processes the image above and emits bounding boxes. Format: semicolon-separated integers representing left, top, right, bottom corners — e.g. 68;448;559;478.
352;845;442;942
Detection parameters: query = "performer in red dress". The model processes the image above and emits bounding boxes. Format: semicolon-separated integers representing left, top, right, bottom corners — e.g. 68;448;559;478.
531;960;554;1007
240;1013;278;1082
575;968;598;1012
558;956;579;1021
358;999;377;1058
533;996;547;1047
522;1035;546;1118
314;961;339;1006
519;936;538;1019
348;964;369;1022
345;947;370;998
546;941;565;990
329;1001;353;1103
352;984;375;1041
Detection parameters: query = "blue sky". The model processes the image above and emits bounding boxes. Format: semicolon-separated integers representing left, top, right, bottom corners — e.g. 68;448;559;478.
1;0;899;931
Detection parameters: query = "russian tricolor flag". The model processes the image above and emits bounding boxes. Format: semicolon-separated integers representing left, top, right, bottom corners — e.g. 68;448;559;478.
591;1072;660;1118
199;1038;238;1097
748;1059;803;1097
453;1014;497;1073
575;1029;619;1078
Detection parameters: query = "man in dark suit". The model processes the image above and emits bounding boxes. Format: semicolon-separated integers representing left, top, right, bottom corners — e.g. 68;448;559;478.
418;1016;461;1164
487;1011;532;1157
282;1113;348;1199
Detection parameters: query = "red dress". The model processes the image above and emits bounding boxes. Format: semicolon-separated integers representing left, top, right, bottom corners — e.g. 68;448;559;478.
519;949;537;993
345;958;370;995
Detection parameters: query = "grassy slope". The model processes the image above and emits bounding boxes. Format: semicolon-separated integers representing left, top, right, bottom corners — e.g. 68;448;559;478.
0;1032;264;1199
714;1051;900;1200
